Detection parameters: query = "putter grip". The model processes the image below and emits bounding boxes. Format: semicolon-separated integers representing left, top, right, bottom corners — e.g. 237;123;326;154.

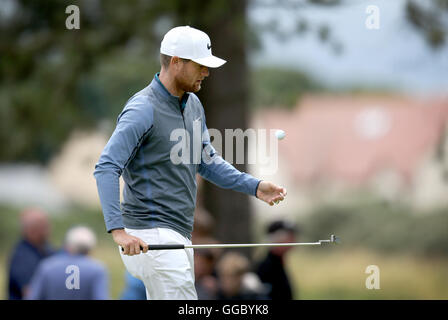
121;244;185;251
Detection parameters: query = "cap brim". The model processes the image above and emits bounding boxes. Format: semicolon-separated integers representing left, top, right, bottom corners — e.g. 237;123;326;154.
192;55;227;68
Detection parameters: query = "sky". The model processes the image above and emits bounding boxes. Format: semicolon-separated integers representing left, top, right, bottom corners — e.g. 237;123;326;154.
250;0;448;94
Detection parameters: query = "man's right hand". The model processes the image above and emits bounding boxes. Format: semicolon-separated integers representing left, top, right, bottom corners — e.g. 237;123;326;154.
111;229;148;256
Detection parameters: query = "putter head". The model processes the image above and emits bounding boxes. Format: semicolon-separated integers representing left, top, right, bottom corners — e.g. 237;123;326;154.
330;234;341;244
318;234;340;245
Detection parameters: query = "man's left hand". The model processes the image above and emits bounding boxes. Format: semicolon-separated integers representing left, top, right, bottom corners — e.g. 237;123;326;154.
256;181;287;206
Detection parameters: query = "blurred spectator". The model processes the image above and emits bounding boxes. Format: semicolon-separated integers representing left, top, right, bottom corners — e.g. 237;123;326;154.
8;208;54;299
192;207;215;243
120;271;146;300
192;208;221;299
26;226;108;300
255;220;298;300
194;242;220;300
216;251;268;300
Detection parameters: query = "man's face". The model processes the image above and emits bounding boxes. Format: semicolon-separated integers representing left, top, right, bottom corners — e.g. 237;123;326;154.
175;59;209;93
21;211;51;246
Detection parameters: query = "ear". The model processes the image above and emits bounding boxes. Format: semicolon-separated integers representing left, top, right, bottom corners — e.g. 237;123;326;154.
170;56;181;70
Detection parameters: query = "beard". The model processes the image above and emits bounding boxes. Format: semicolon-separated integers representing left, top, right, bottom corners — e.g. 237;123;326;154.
180;80;201;93
175;74;202;93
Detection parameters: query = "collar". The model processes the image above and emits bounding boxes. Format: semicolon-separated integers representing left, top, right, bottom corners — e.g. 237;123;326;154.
154;73;189;112
21;239;51;257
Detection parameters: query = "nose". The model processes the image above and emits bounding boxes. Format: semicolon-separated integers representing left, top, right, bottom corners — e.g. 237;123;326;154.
202;66;209;78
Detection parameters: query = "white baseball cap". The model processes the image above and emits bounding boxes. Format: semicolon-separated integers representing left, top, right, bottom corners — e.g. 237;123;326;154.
160;26;226;68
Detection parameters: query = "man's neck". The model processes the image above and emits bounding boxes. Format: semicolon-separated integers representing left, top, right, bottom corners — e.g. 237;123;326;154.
24;237;45;251
158;70;184;99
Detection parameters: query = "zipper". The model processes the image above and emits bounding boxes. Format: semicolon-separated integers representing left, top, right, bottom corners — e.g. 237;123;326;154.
179;102;189;156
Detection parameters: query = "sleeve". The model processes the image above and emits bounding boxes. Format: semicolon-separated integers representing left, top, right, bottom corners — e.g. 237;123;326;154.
198;116;261;197
8;245;39;299
93;97;154;232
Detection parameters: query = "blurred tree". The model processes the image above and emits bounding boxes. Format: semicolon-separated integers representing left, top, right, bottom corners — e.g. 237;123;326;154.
0;0;172;163
250;68;322;108
406;0;448;48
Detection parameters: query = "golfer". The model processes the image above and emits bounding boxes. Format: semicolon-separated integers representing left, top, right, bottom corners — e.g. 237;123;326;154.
94;26;286;300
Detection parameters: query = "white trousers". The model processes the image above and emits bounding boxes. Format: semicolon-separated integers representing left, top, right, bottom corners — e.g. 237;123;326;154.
119;227;197;300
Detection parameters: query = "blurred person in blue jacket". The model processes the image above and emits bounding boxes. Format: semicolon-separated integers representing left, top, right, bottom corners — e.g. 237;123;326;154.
8;208;54;299
120;271;146;300
26;226;108;300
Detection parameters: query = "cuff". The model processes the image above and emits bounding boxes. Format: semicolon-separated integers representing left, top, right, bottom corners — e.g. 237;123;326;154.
254;180;262;198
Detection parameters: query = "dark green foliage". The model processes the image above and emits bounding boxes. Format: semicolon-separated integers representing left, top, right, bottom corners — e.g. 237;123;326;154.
0;0;179;163
249;67;322;109
406;0;448;48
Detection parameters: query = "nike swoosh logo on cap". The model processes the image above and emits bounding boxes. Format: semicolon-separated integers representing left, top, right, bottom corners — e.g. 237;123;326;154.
207;44;211;50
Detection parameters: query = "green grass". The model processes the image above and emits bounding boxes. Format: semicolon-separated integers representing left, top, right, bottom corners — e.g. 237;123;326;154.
286;248;448;299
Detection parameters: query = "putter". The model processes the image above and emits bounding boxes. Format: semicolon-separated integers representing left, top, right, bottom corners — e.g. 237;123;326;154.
121;234;340;252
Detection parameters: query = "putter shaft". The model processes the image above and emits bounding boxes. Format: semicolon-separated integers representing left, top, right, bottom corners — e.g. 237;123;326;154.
121;235;339;251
